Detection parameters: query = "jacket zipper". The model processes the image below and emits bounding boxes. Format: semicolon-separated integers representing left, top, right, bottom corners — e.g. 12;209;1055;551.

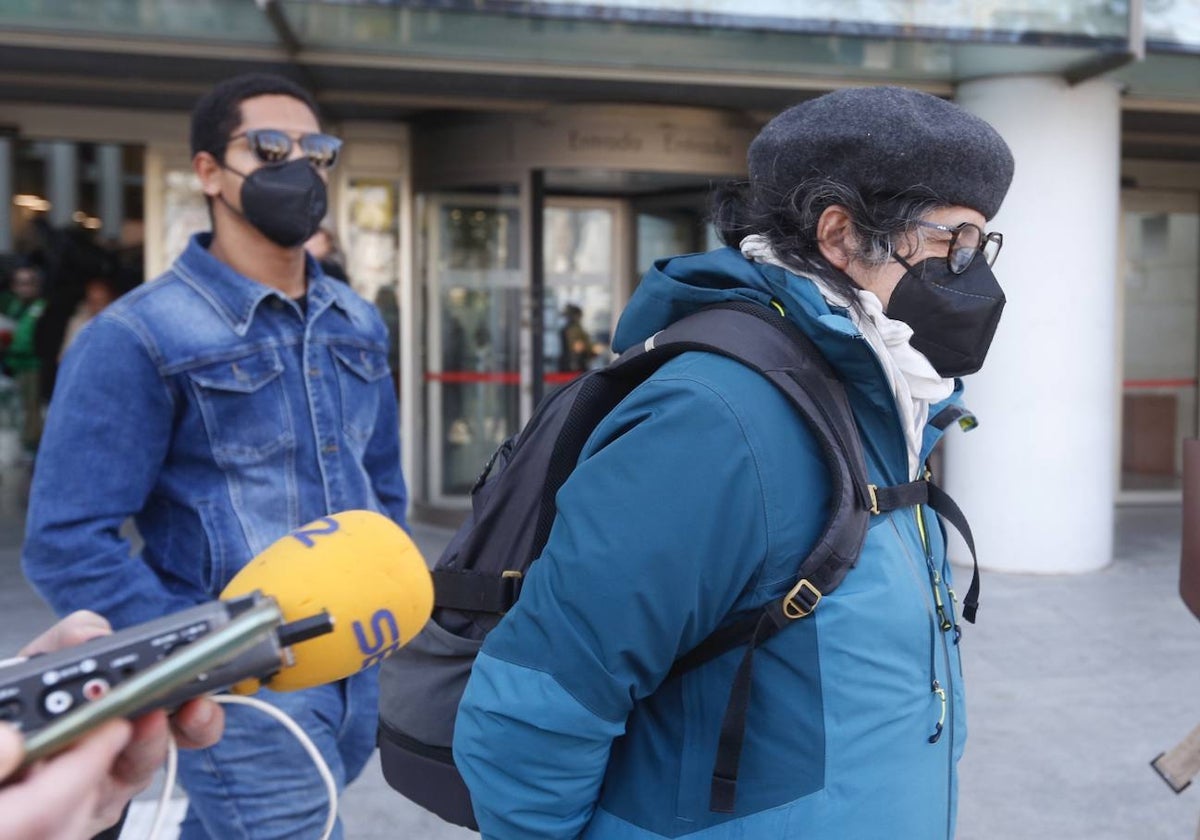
915;502;956;840
831;324;957;833
888;513;946;746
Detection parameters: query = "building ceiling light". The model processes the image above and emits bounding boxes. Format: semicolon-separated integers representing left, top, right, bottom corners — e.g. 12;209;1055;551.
12;194;50;212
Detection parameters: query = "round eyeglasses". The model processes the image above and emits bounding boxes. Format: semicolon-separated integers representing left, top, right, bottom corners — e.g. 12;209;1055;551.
915;220;1003;275
227;129;343;169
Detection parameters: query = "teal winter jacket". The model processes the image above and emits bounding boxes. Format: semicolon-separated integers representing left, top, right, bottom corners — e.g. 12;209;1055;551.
454;247;973;839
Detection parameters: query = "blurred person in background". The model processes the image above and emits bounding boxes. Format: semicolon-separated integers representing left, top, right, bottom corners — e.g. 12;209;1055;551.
558;303;595;373
1;264;47;459
58;276;118;361
29;221;115;405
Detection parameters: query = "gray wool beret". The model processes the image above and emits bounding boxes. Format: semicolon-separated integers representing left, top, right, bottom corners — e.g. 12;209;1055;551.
748;86;1015;220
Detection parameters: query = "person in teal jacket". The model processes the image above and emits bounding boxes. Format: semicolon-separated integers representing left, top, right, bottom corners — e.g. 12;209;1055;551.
454;86;1015;839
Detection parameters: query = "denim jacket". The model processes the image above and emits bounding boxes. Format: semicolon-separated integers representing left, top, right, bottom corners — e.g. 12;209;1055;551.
22;234;408;630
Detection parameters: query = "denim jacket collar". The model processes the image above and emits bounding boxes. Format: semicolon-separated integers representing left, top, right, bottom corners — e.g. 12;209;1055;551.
173;233;349;337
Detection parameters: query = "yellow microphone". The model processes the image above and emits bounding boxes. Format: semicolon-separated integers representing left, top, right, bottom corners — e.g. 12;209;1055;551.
222;510;434;692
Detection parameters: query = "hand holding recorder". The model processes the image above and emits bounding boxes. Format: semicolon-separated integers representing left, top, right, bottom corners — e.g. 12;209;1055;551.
0;611;224;840
0;510;432;840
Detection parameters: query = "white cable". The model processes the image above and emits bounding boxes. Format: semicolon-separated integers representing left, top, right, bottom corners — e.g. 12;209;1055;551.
141;695;338;840
213;695;339;840
145;737;177;840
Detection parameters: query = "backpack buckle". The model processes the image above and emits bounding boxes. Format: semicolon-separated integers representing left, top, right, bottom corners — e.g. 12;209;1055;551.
782;579;822;619
867;484;880;515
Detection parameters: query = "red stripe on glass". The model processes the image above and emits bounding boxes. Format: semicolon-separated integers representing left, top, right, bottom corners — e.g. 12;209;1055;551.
1123;378;1199;390
425;371;588;385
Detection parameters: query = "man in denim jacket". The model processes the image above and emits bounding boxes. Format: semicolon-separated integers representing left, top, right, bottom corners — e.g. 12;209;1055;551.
22;73;407;839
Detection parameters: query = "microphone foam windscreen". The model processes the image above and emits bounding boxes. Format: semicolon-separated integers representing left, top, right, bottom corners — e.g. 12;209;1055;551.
222;510;433;691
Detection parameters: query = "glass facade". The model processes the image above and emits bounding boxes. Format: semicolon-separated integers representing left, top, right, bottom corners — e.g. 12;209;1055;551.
420;188;524;501
1121;196;1200;493
1145;0;1200;50
0;137;147;471
543;202;617;377
8;141;144;254
344;178;403;393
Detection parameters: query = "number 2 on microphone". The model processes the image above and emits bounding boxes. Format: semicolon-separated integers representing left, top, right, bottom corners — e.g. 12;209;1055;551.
290;517;340;549
353;609;401;669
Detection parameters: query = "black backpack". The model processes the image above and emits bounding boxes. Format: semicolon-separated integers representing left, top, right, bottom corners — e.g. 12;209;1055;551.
378;300;980;828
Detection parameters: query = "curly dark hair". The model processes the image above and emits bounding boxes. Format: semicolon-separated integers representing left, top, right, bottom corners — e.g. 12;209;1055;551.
190;72;320;162
710;177;944;303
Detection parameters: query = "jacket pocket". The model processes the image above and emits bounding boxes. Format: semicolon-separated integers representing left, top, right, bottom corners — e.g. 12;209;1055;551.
187;347;294;467
194;500;229;594
331;344;390;444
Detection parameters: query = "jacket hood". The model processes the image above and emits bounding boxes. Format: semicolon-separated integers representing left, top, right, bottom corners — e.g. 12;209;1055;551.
614;247;859;354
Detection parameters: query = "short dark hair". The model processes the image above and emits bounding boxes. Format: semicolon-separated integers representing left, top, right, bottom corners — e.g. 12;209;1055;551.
190;72;320;161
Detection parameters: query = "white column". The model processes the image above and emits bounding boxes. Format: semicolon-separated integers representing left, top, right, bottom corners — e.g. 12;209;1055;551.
947;75;1121;574
46;140;78;229
97;143;124;242
0;136;12;253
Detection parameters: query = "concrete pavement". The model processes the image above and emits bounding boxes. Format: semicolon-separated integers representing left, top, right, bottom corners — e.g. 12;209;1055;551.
2;462;1199;838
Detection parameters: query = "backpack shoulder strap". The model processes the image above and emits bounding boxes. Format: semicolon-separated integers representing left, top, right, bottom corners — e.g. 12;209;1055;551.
633;301;877;815
636;301;873;612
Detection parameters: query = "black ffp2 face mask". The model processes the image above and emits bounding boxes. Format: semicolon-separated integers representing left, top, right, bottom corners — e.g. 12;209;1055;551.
222;158;327;248
885;253;1006;378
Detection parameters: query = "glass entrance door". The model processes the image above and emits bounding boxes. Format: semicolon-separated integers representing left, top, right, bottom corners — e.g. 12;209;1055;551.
1120;190;1200;496
421;174;721;509
543;198;622;385
409;107;750;514
423;192;625;504
424;190;524;503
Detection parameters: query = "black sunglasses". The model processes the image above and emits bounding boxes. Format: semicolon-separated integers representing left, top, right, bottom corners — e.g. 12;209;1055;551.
915;220;1004;275
227;129;343;169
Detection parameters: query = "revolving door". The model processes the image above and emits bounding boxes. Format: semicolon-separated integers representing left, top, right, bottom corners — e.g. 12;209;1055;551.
411;106;754;514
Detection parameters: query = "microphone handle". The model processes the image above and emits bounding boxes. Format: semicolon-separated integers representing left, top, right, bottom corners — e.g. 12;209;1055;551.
0;593;288;752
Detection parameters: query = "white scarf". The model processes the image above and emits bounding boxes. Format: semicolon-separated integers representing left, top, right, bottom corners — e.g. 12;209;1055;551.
739;235;953;480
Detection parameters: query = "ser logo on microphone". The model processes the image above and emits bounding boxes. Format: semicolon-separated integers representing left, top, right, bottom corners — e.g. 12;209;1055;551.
353;610;401;669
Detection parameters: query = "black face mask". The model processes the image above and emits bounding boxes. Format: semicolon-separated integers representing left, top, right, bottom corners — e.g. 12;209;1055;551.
886;253;1006;378
222;158;327;248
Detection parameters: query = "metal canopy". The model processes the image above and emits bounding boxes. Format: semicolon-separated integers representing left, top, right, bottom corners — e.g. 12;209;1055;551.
0;0;1195;161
